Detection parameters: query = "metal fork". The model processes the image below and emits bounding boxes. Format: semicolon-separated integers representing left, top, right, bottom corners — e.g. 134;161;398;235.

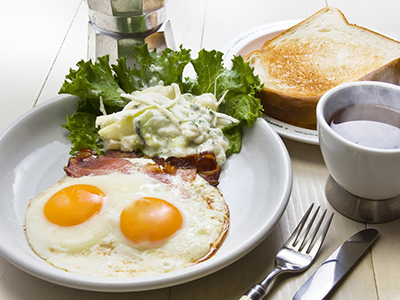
239;203;334;300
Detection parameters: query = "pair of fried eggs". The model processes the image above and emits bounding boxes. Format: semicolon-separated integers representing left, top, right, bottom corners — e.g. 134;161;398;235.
25;158;229;277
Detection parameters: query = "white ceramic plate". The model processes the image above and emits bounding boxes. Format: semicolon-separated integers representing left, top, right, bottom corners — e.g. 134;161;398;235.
222;20;319;145
0;95;292;292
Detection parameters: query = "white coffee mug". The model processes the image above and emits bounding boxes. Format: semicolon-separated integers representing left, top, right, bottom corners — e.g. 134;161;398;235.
317;81;400;200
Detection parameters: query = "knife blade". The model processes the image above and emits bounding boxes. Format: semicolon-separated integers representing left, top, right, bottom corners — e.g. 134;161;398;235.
293;228;379;300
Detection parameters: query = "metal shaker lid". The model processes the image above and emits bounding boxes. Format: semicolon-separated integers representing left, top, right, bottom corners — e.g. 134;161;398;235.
86;0;167;34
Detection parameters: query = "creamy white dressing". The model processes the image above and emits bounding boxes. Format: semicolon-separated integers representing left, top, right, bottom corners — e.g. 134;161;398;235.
95;84;237;165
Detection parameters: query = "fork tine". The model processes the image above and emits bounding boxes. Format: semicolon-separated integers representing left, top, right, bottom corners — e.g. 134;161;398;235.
307;211;334;256
297;206;321;251
300;207;325;252
286;203;314;247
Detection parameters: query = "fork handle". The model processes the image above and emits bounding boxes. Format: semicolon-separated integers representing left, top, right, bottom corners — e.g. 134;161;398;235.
239;267;284;299
238;284;265;300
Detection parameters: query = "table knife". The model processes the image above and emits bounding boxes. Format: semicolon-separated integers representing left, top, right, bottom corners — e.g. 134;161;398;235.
293;228;379;300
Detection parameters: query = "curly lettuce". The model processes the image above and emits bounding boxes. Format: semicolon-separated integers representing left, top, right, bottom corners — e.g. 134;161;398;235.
184;49;263;155
59;44;263;157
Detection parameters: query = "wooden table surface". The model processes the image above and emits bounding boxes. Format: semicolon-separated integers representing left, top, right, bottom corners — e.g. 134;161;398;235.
1;0;399;299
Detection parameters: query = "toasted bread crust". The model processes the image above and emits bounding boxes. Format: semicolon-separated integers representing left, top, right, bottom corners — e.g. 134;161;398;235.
256;58;400;129
256;90;319;129
360;58;400;84
245;7;400;129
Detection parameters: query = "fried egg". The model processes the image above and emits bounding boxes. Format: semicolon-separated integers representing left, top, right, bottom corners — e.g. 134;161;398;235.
25;158;229;277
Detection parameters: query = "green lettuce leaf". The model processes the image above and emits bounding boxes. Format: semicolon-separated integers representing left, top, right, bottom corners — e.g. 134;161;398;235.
217;55;264;121
113;44;192;93
61;99;103;154
183;49;225;95
59;55;128;111
59;45;263;158
186;50;263;155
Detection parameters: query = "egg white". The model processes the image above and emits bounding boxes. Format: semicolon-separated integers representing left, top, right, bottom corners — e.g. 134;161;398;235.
25;158;229;277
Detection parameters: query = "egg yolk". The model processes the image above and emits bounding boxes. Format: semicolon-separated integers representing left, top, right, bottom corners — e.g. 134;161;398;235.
44;184;104;226
120;197;183;244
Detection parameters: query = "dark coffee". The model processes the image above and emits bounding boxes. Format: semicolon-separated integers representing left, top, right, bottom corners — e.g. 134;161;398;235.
329;103;400;149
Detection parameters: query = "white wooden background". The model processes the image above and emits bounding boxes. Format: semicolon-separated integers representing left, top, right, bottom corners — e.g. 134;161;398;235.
1;0;399;299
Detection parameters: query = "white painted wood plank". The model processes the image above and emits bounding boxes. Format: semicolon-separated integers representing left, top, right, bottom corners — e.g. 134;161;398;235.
327;0;400;40
2;0;400;299
36;1;88;105
322;2;400;299
368;219;400;299
273;139;376;300
0;0;81;131
202;0;327;51
197;1;379;297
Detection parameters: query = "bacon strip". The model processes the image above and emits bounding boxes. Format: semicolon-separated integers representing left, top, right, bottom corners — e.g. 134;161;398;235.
64;149;221;186
155;151;221;186
105;150;221;185
64;148;134;177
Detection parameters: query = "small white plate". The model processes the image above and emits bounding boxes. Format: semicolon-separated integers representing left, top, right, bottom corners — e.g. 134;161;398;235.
0;95;292;292
222;20;319;145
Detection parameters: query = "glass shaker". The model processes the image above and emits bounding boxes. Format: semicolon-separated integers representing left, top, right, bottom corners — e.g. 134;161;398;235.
86;0;175;65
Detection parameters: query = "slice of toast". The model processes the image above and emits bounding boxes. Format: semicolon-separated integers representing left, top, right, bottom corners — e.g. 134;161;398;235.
244;7;400;129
